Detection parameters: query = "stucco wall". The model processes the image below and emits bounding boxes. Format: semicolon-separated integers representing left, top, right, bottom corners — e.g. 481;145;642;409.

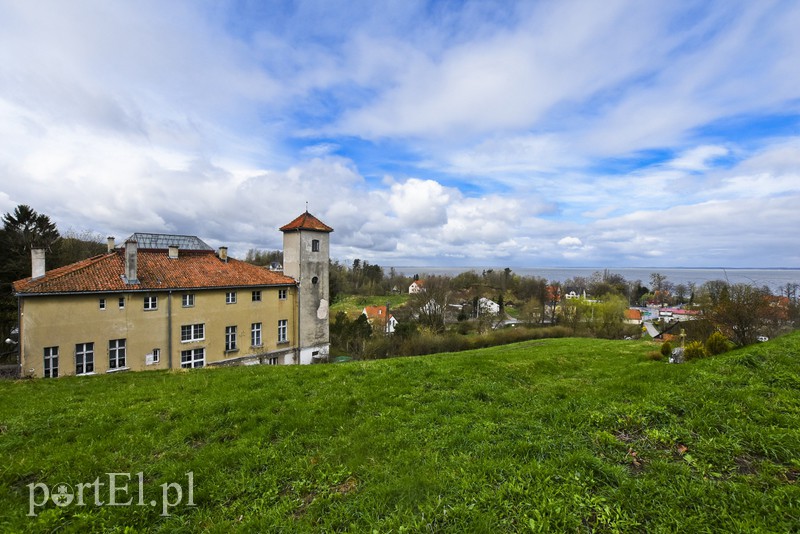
19;285;297;378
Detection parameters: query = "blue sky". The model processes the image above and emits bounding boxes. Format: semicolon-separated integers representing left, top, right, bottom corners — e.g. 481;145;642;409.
1;0;799;268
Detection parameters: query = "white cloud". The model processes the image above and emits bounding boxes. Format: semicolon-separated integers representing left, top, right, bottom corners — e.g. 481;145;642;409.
669;145;729;171
1;1;799;270
387;178;454;228
558;236;583;248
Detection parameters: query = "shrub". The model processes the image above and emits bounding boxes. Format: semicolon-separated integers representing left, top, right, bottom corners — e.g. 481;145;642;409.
684;340;708;360
660;341;673;358
647;351;664;361
705;332;731;355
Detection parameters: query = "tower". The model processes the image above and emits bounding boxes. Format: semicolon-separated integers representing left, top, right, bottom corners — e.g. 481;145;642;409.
280;211;333;364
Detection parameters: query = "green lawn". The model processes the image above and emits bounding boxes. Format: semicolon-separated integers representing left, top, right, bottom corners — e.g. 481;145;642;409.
1;335;799;532
330;293;409;318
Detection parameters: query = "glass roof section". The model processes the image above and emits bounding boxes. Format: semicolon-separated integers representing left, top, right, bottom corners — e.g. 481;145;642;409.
124;233;213;251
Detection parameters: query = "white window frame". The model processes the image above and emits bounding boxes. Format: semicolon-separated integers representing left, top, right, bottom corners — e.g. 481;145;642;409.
99;298;106;310
225;325;238;352
278;319;288;344
180;348;205;368
252;290;262;302
267;356;279;365
108;339;127;370
251;322;262;347
146;348;161;365
182;293;195;307
144;295;158;311
278;288;287;300
181;323;205;342
118;297;125;309
75;342;94;375
226;291;237;304
44;346;58;378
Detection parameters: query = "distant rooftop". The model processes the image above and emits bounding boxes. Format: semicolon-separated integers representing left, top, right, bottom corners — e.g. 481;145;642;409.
124;233;213;251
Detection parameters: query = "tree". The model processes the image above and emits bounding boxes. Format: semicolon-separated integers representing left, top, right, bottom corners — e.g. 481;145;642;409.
699;282;772;346
590;294;629;339
0;205;60;283
330;311;373;358
57;230;107;266
409;275;450;333
0;205;61;342
244;248;282;267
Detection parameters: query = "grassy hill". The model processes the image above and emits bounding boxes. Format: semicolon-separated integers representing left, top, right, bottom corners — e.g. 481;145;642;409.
330;293;409;318
1;335;799;532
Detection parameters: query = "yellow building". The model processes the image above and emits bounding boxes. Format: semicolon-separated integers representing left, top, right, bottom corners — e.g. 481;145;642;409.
12;212;333;378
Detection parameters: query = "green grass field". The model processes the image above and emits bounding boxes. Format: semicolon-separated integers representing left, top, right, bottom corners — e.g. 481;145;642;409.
1;334;799;532
330;294;409;318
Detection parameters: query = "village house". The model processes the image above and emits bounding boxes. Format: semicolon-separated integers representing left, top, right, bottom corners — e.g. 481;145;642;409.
12;212;333;378
361;305;398;334
408;279;425;294
477;297;501;315
624;308;643;325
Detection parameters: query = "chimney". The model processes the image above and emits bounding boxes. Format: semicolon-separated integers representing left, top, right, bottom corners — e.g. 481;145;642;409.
124;239;138;284
107;236;115;253
218;246;228;262
31;248;46;279
168;244;179;259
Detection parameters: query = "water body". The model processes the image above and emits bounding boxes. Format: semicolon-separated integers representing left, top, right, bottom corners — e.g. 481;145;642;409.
393;266;800;294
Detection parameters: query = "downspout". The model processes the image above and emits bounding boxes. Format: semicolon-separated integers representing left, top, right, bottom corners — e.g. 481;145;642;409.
16;296;22;377
167;290;173;369
296;282;301;364
297;232;302;364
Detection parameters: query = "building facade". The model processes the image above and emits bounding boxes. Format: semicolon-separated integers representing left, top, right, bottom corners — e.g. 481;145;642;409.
12;213;333;378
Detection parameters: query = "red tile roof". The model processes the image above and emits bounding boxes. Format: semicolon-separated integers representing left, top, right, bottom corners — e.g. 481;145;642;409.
362;305;390;320
280;211;333;233
13;249;296;295
624;309;643;321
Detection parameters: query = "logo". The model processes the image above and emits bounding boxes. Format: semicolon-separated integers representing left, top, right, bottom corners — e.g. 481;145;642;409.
28;472;194;517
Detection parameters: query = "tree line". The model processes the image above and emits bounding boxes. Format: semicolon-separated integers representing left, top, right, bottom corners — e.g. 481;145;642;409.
316;261;800;359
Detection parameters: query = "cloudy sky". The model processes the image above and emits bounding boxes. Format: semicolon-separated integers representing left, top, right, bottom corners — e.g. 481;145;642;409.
1;0;799;268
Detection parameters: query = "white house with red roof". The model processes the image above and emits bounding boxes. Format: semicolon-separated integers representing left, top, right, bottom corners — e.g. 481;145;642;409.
409;279;425;294
361;305;398;334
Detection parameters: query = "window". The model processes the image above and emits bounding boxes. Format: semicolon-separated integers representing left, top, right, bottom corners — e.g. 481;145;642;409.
225;326;238;352
44;347;58;378
118;297;125;309
267;356;279;365
252;290;262;302
99;298;106;310
182;294;195;307
144;296;158;310
109;339;126;369
146;348;160;365
251;323;262;347
312;276;318;285
278;319;288;343
76;342;94;375
226;291;237;304
180;348;205;368
278;289;287;300
311;239;320;252
181;323;205;342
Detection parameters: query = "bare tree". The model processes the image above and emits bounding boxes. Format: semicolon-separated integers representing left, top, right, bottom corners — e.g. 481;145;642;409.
699;282;772;346
409;275;451;333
